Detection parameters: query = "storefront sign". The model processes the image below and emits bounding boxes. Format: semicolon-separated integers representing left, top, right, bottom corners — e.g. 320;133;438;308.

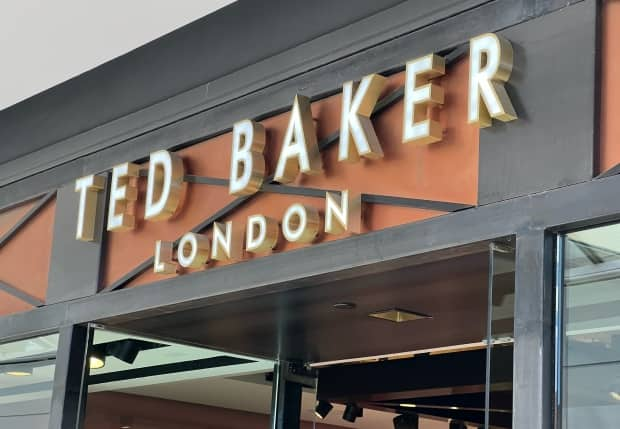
74;33;517;275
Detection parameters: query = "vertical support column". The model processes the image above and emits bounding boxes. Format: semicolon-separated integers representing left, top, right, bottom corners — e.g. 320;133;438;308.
47;175;108;303
269;361;302;429
513;230;554;429
48;325;91;429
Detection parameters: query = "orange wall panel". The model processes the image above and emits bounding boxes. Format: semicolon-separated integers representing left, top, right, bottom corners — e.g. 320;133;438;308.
0;290;33;317
599;0;620;173
0;197;56;304
0;200;36;238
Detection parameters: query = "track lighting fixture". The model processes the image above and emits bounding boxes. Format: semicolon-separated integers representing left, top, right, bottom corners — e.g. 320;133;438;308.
107;339;141;364
314;400;333;419
449;420;467;429
393;413;419;429
342;403;362;422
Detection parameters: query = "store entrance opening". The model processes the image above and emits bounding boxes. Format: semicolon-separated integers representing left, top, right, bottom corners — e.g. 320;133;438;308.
90;239;515;428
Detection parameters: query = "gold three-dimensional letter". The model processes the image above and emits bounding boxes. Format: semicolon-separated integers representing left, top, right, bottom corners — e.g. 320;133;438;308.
229;120;266;196
339;74;387;162
282;203;320;243
403;54;445;144
274;95;323;183
145;150;185;221
468;33;517;127
107;163;139;231
75;174;106;241
324;190;362;234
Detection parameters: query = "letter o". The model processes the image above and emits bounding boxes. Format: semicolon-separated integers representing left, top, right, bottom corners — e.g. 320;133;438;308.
177;233;210;268
282;203;320;243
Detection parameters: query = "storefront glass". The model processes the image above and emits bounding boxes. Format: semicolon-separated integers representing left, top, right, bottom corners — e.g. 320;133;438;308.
83;327;275;429
0;333;59;428
309;241;515;428
486;243;515;428
561;225;620;427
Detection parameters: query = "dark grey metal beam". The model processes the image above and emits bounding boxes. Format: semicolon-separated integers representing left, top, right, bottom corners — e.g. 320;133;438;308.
47;177;109;303
270;361;302;429
0;280;43;307
512;230;554;429
0;192;55;249
47;325;91;429
185;175;472;211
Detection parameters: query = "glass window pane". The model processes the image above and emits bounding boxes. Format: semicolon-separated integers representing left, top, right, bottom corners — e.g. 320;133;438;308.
0;334;59;428
563;225;620;427
84;328;275;429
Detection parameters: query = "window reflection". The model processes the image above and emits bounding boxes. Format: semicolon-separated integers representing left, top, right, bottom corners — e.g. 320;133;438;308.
84;328;276;429
0;334;59;429
563;225;620;427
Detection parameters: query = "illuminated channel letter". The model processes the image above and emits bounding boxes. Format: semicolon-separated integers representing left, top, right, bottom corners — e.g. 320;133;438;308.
324;190;362;235
145;150;185;221
246;214;279;253
154;240;177;274
107;163;139;232
211;221;243;261
229;120;266;196
282;203;320;243
177;232;210;268
339;73;387;162
468;33;517;127
75;174;106;241
274;95;322;183
403;54;445;144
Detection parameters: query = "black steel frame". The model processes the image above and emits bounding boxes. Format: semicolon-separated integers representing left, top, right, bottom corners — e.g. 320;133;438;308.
0;1;601;428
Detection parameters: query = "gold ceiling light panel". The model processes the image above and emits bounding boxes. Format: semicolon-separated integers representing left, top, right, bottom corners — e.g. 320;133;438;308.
368;308;431;323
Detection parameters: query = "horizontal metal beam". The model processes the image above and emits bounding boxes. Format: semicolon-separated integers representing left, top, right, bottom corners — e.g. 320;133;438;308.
184;175;472;211
89;356;254;385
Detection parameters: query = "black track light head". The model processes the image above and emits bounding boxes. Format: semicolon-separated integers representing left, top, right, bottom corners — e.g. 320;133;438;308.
314;400;333;419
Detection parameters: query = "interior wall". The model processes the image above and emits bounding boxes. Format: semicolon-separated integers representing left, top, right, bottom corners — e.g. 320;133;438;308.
85;392;343;429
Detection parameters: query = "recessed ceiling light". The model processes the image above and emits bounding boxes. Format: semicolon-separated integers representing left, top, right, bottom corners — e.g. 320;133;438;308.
3;364;34;376
5;369;33;377
610;391;620;401
399;403;417;408
368;308;431;323
333;302;356;310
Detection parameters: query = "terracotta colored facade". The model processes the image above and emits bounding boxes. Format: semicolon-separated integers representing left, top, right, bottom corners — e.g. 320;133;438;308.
599;0;620;173
0;197;55;316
